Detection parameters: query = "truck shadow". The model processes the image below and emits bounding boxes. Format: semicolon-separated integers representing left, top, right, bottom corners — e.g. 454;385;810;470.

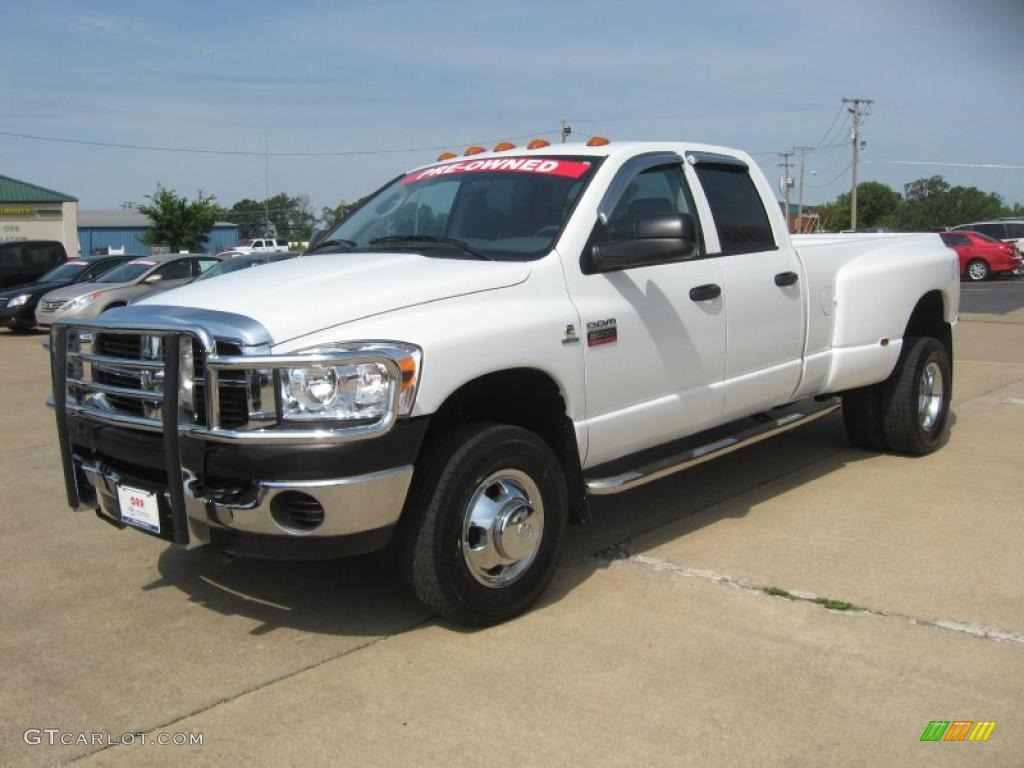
148;412;957;635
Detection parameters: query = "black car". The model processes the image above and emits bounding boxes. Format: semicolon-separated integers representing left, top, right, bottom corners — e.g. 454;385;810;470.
0;240;68;290
0;255;130;331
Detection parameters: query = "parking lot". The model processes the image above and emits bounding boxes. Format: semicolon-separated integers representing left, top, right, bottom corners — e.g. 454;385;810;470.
2;281;1022;767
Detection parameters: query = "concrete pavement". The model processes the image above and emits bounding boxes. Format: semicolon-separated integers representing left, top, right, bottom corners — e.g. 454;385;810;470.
1;300;1022;767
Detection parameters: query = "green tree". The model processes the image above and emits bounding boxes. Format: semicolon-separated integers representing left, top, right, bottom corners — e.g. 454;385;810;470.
818;182;902;231
898;175;1007;230
320;193;375;229
137;185;221;252
224;193;317;240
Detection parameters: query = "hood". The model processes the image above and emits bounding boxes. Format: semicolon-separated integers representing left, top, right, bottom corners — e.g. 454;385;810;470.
40;282;132;302
137;252;531;343
0;281;69;300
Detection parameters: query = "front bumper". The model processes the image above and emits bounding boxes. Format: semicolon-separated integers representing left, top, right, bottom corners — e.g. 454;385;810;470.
51;310;426;559
76;455;413;559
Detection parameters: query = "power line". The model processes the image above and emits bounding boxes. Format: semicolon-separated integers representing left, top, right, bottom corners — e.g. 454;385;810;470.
811;105;845;150
0;129;558;157
864;159;1024;170
808;162;853;189
567;107;835;124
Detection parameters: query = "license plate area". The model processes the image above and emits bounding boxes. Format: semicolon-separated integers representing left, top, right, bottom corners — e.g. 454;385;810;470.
116;484;162;533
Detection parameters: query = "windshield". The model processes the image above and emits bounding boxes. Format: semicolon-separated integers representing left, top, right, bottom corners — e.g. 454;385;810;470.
95;262;153;283
40;262;90;282
316;155;602;261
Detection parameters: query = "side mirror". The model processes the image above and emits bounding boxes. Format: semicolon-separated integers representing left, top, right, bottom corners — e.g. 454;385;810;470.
308;228;325;248
588;213;698;273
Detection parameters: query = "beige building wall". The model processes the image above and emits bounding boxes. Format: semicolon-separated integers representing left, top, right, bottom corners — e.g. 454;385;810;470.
0;201;79;257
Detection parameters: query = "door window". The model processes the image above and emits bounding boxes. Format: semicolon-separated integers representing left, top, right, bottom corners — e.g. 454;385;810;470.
973;223;1006;239
0;245;23;267
939;233;971;246
695;165;776;254
25;244;58;265
605;165;697;242
153;259;192;281
193;258;220;275
1004;222;1024;239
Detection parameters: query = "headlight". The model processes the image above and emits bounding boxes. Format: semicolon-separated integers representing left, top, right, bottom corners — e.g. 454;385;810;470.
63;292;101;313
7;293;31;307
279;343;421;422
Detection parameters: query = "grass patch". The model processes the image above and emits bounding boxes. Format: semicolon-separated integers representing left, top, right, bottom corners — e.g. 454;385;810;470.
813;597;858;611
763;586;794;599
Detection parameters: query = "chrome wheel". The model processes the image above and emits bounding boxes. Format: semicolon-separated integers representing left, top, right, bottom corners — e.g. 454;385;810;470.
967;261;988;281
462;469;544;588
917;361;944;431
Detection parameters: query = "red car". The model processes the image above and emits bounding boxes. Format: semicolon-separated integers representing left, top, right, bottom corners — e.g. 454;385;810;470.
940;230;1021;281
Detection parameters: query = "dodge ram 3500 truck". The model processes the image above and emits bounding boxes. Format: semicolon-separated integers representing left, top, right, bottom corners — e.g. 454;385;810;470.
49;139;959;625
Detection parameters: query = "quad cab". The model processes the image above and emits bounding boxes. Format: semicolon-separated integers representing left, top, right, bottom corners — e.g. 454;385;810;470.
49;139;959;625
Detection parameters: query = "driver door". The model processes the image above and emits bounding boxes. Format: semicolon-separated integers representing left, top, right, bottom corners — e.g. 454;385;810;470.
562;159;727;467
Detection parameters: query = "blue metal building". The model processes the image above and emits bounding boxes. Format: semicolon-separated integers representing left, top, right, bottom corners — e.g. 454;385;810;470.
77;210;239;256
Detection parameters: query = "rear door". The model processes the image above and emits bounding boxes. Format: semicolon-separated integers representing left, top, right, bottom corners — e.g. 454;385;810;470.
691;155;804;417
0;244;22;287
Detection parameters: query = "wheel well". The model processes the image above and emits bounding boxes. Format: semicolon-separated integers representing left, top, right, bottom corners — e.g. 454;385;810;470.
904;290;952;362
420;369;589;524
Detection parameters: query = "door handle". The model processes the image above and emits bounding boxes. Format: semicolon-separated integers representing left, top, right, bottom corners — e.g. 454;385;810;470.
689;283;722;301
774;271;799;287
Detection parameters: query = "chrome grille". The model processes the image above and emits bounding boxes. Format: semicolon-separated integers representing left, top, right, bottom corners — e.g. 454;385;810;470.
41;299;68;312
192;339;248;428
65;330;251;431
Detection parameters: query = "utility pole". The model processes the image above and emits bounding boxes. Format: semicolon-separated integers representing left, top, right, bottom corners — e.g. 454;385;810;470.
559;119;571;144
793;146;812;234
842;97;873;230
264;138;270;235
778;150;794;233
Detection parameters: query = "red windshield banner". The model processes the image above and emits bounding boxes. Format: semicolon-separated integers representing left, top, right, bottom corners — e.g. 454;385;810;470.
401;157;592;185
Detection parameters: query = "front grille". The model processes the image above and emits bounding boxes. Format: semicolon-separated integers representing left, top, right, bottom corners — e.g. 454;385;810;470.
41;300;67;312
72;332;251;430
192;339;248;428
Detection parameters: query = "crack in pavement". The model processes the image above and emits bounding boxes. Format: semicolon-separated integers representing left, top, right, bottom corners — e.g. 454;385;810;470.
62;617;431;766
587;546;1024;648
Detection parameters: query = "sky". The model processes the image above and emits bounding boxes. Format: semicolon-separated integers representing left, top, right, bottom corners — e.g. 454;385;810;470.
2;0;1022;215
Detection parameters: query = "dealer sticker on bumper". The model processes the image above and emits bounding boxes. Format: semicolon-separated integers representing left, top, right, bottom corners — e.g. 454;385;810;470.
116;485;161;533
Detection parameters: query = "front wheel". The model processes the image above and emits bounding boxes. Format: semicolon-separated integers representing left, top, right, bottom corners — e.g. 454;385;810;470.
398;424;568;626
965;259;989;281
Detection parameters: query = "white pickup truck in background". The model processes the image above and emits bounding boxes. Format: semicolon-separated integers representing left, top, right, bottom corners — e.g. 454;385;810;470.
50;139;959;625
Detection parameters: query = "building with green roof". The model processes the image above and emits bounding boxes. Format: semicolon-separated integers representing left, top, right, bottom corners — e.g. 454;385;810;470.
0;174;78;255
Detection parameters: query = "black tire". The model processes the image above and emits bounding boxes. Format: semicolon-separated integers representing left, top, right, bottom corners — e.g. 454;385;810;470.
842;385;887;451
397;423;568;627
964;259;989;282
880;337;952;455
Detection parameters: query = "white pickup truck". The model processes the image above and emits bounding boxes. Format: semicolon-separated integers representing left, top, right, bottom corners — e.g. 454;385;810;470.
49;139;959;625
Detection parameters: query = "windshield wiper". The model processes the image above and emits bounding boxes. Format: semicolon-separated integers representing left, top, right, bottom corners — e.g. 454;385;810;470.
306;237;357;254
368;235;493;261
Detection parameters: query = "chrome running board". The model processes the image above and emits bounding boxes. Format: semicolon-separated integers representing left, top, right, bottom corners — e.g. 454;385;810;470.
584;398;841;495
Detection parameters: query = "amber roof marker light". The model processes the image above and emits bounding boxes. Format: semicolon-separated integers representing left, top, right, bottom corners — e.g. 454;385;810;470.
464;146;486;156
527;139;551;150
493;141;516;152
436;151;457;161
586;136;610;146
